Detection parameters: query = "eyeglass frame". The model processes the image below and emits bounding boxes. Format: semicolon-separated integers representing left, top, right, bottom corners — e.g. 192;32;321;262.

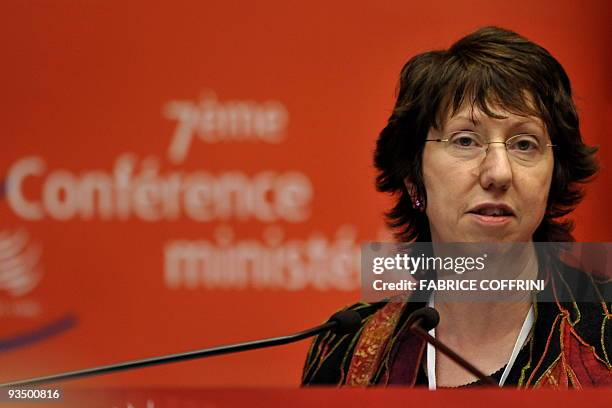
424;130;557;162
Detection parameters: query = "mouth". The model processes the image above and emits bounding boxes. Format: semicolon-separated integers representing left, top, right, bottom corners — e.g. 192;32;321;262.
467;203;515;225
468;203;515;216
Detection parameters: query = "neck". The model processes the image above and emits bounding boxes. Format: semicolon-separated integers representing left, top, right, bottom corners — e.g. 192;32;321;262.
431;241;538;342
434;299;532;344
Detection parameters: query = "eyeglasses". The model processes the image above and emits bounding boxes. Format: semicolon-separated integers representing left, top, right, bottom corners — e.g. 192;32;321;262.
425;131;556;165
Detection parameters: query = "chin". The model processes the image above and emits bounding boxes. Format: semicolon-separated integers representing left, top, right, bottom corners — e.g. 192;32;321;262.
454;229;524;243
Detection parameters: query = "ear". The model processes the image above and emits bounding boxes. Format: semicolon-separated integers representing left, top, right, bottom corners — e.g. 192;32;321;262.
404;177;424;211
403;177;416;198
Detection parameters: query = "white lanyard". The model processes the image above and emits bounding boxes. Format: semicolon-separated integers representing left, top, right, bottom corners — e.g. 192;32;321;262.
426;295;534;389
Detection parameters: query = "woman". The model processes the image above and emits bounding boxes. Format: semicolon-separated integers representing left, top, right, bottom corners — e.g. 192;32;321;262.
302;27;611;388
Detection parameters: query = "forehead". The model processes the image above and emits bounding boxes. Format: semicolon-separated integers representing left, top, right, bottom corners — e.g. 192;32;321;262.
433;86;548;131
442;102;546;131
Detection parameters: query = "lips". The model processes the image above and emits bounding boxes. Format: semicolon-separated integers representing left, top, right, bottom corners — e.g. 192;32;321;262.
467;203;516;217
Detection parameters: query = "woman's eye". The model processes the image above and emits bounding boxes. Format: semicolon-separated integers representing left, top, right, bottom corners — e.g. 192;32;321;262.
457;137;474;146
509;135;540;152
516;140;533;150
450;133;479;147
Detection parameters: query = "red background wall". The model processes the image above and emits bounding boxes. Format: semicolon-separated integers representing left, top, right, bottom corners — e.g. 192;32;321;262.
0;0;609;387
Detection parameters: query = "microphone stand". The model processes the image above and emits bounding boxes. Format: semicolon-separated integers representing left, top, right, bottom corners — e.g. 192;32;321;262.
409;309;497;386
1;311;360;388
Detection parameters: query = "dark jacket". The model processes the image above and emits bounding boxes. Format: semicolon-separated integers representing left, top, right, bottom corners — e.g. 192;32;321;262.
302;265;612;388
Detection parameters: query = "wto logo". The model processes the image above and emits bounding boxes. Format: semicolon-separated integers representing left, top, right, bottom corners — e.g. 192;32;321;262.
0;226;77;350
0;229;43;297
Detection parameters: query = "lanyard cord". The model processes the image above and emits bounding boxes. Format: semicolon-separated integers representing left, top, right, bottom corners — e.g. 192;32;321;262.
426;294;534;389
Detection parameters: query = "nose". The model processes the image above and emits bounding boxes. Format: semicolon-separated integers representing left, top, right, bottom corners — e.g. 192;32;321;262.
478;143;513;192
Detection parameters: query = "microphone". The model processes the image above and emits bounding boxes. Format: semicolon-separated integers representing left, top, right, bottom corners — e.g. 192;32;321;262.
407;307;497;386
327;309;362;334
406;307;440;331
1;310;362;387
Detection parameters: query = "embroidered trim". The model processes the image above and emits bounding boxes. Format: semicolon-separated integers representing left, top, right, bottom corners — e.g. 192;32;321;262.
567;318;612;367
518;301;538;388
552;265;580;325
375;309;415;384
302;333;324;383
339;321;369;385
558;317;574;389
533;354;561;388
303;302;375;384
527;313;561;386
346;302;406;386
302;330;334;382
601;314;611;367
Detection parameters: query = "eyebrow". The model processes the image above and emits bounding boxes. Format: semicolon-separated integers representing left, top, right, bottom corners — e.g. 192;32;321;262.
445;115;480;127
447;115;543;130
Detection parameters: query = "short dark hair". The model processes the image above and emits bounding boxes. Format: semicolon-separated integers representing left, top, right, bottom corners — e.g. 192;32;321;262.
374;26;598;242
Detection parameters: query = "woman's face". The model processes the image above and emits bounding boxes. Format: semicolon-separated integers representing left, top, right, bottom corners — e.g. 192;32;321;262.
421;104;554;243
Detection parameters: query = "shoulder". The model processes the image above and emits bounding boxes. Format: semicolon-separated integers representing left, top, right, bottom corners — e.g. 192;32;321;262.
301;301;386;386
527;265;612;387
563;301;611;365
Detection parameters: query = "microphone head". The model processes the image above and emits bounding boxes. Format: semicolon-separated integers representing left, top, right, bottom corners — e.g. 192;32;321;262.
328;310;362;335
410;307;440;331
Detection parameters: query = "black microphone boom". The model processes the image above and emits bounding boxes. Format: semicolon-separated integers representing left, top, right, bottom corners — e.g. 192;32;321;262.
408;307;497;386
1;310;362;388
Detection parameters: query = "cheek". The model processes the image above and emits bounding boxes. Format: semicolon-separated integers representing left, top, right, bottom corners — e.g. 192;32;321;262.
422;148;464;223
423;148;471;206
518;162;553;222
422;148;446;207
